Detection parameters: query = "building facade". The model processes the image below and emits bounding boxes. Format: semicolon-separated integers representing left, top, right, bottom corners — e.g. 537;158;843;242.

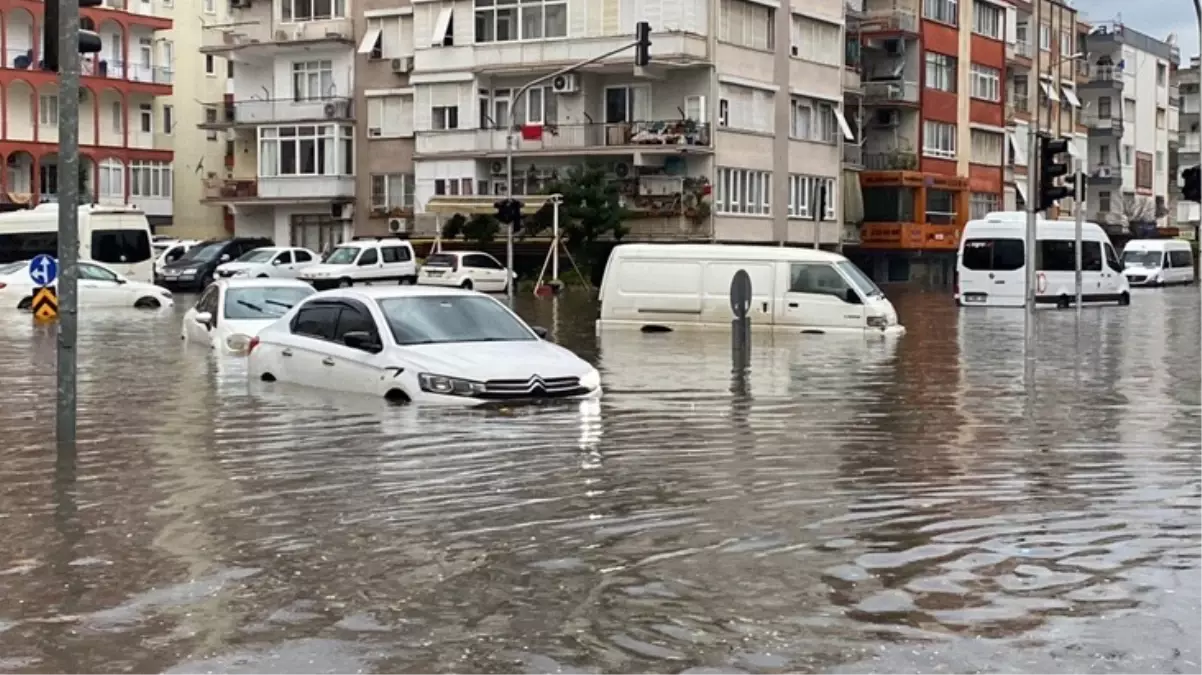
1175;57;1197;234
0;0;174;222
1079;21;1179;235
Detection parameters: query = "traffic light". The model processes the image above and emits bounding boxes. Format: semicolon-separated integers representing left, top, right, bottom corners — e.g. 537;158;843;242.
1182;165;1201;203
634;21;651;67
43;0;104;73
1037;134;1071;212
493;198;523;226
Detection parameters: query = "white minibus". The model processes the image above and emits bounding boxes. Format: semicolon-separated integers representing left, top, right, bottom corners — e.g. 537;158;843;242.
596;243;904;336
956;211;1130;308
1120;238;1195;287
0;203;155;282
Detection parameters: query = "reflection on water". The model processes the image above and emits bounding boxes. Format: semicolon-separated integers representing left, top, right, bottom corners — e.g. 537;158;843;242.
0;288;1198;673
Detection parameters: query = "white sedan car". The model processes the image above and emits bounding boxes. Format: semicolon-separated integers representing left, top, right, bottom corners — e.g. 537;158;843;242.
248;286;601;405
182;278;316;354
418;251;514;292
0;259;174;310
215;246;320;280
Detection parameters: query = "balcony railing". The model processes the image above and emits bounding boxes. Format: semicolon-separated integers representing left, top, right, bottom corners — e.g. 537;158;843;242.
862;81;919;105
1089;65;1124;85
864;151;918;171
416;121;712;155
202;97;353;126
1082;113;1123;131
843;144;864;166
201;18;355;53
1089;162;1121;181
4;49;172;84
203;176;355;201
1013;40;1033;59
859;9;918;34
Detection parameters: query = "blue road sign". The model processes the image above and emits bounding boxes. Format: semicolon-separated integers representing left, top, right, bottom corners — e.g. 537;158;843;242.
29;254;58;287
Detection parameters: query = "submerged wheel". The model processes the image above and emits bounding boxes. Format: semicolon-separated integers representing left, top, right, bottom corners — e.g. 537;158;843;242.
460;279;474;291
1118;292;1130;306
384;388;411;404
260;372;276;382
1056;294;1070;309
339;277;353;288
134;296;161;309
16;297;32;311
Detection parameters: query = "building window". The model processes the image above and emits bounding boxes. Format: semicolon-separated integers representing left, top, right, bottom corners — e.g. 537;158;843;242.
1097;97;1112;118
130;160;172;199
718;0;775;51
970;129;1003;165
926;189;958;224
970;63;1000;101
514;85;558;125
204;108;217;140
1156;107;1166;129
1124;144;1133;165
1157;62;1167;86
1039;24;1050;51
432;105;459;130
258;124;354;177
922;0;958;26
970;192;999;219
1156;151;1164;172
790;96;842;144
790;15;840;65
282;0;345;21
1135;154;1153;190
788;175;836;220
473;0;567;42
370;173;415;212
139;103;153;133
292;60;334;101
1098;191;1111;212
925;52;956;92
112;101;123;133
715;167;772;215
162;104;173;135
202;0;214;12
366;95;414;137
97;159;124;199
719;83;774;134
972;1;1002;39
922;120;957;159
204;54;215;75
39;94;58;125
1059;32;1071;56
433;178;473;196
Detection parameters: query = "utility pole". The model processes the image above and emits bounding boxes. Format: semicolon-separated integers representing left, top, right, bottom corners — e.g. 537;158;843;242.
1074;168;1085;312
1025;0;1042;322
1194;0;1202;281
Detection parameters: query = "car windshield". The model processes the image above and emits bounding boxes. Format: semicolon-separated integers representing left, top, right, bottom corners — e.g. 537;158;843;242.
424;254;457;267
181;242;225;263
237;249;277;263
377;295;537;346
224;286;315;320
1122;250;1162;267
836;260;883;298
324;246;359;265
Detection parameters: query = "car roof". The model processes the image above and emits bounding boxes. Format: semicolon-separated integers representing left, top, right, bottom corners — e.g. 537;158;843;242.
338;238;414;248
429;250;487;257
312;285;482;302
220;278;315;290
612;243;847;263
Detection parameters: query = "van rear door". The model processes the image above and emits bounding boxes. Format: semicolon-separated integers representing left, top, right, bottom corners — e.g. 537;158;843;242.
959;235;1025;305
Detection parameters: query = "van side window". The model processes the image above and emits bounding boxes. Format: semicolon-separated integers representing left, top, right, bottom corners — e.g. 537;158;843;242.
91;229;151;264
1104;243;1122;271
961;239;1024;271
1082;242;1103;272
358;248;379;265
789;263;850;298
1170;250;1193;268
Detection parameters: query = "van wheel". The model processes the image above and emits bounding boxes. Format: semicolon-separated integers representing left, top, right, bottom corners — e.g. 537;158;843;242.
384;388;411;404
1056;294;1070;309
17;297;32;311
134;296;161;309
260;372;276;382
257;274;269;278
339;277;353;288
460;279;474;291
1119;292;1131;306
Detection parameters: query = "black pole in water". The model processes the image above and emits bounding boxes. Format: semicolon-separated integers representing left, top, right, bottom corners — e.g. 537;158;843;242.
730;270;752;376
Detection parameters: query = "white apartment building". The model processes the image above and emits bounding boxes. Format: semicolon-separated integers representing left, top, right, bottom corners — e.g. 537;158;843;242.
1079;22;1179;233
198;0;358;251
406;0;856;244
1174;58;1197;231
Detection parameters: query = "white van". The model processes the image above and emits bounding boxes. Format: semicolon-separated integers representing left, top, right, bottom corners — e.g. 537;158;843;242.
0;203;156;282
596;243;904;336
956;212;1130;308
1120;239;1195;287
297;237;418;290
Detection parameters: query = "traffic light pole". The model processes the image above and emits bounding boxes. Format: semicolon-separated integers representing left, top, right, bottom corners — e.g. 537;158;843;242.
1024;0;1041;323
56;0;82;454
1074;170;1084;312
504;36;645;306
1194;0;1202;282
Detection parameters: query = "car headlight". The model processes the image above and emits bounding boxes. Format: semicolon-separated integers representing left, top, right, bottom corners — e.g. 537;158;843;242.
418;373;485;396
867;315;888;329
578;368;601;391
226;333;252;354
180;270;197;278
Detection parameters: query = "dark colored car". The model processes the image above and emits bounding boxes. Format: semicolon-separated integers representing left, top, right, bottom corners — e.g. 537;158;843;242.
158;237;273;291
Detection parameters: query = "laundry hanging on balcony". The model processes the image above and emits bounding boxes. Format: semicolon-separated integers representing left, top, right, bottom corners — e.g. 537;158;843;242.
520;125;544;141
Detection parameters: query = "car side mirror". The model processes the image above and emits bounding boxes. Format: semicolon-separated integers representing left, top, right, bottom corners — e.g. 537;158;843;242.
115;277;127;285
843;288;862;305
532;326;549;339
342;330;382;352
194;311;212;326
272;258;284;265
219;254;231;262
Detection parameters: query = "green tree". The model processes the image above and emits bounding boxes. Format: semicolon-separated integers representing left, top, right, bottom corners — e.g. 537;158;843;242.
525;164;630;248
441;212;500;245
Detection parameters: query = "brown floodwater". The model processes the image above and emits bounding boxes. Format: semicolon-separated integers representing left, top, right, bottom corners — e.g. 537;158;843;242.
0;286;1198;673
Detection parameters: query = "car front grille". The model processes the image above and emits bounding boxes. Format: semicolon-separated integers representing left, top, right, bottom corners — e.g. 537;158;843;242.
1128;275;1147;283
478;375;585;400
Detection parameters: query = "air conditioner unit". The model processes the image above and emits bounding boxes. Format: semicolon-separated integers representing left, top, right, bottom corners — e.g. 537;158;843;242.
323;100;347;118
368;127;381;137
388;217;409;234
490;161;505;175
611;161;631;178
391;57;412;74
551;74;579;94
1094;166;1113;178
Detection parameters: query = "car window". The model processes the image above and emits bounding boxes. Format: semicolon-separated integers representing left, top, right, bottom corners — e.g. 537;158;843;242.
196;285;218;312
294;250;313;263
381;246;408;263
358;248;379;265
378;295;537;345
1170;250;1192;267
962;238;1025;271
1104;243;1122;271
466;254;500;269
325;246;359;265
274;250;293;265
225;286;314;320
79;263;119;282
91;229;151;264
789;263;850;299
1082;242;1103;272
333;303;379;343
290;304;340;340
238;249;276;263
424;253;458;268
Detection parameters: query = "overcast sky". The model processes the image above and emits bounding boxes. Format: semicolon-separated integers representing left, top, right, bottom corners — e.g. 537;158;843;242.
1078;0;1200;62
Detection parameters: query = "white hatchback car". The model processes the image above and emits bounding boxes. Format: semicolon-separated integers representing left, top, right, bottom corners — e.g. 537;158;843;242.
298;238;418;290
418;251;515;292
182;278;316;353
0;259;174;310
247;286;601;405
215;246;320;280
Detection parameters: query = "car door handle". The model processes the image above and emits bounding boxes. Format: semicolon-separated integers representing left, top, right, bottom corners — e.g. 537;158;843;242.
788;302;799;308
322;357;335;366
281;348;292;357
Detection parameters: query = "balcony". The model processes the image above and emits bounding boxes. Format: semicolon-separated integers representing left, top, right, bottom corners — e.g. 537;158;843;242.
415;121;713;158
1082;112;1123;134
843;144;864;168
1088;162;1122;185
1083;65;1125;90
864;151;918;171
863;81;919;106
202;176;355;203
200;18;355;56
1009;40;1033;63
843;67;861;93
3;49;172;89
858;9;919;35
859;223;961;251
199;97;353;128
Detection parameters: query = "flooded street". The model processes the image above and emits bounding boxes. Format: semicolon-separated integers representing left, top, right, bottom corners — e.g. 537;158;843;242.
0;288;1198;673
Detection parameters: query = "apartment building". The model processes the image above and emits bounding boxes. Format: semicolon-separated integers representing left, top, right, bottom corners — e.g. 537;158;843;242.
402;0;857;245
845;0;1007;285
198;0;357;252
1001;0;1089;219
1175;57;1198;233
0;0;174;223
1079;22;1179;235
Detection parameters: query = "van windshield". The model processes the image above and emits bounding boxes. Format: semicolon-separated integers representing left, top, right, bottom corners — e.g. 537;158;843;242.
836;260;882;298
0;232;57;264
1122;250;1162;267
91;229;151;264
